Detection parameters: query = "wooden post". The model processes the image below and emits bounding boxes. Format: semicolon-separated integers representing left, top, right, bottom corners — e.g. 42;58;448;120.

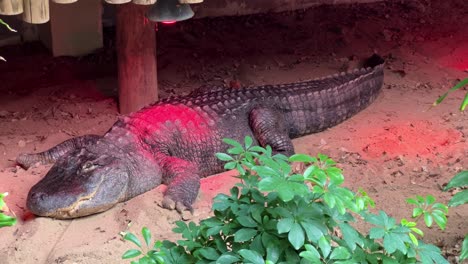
116;3;158;114
0;0;23;15
23;0;49;24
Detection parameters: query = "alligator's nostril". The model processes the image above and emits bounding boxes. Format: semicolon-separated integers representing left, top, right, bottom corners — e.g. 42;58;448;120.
31;192;47;201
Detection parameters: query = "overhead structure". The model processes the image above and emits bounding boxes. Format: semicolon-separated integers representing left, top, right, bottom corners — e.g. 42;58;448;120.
0;0;202;24
0;0;383;114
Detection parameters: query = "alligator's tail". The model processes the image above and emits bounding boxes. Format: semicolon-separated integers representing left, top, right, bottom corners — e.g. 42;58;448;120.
362;54;385;68
285;54;385;138
17;135;101;169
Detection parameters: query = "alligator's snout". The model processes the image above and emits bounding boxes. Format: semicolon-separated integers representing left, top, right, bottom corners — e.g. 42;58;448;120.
27;183;84;218
27;191;48;214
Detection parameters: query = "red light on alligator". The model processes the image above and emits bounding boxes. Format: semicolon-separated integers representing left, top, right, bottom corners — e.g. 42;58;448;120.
162;21;176;25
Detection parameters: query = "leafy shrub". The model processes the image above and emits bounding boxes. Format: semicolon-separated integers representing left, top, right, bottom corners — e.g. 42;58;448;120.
443;171;468;260
433;78;468;111
123;137;449;263
0;19;16;62
0;192;17;228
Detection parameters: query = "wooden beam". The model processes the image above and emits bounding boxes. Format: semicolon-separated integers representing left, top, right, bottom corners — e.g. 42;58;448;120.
116;3;158;114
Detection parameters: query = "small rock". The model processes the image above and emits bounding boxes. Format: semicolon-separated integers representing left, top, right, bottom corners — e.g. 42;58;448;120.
0;110;9;118
391;170;404;177
382;29;394;42
18;140;26;148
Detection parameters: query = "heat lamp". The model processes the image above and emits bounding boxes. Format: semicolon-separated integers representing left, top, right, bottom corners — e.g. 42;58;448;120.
146;0;196;23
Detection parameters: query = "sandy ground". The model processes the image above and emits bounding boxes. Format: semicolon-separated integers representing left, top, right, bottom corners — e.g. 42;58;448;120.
1;0;468;263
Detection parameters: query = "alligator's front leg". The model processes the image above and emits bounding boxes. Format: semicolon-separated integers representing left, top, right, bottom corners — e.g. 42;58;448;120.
159;156;200;219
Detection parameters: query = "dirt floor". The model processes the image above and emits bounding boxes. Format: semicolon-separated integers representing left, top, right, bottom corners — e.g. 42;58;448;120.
1;0;468;263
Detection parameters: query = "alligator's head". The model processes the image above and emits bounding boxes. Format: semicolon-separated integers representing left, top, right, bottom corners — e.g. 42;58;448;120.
26;145;131;219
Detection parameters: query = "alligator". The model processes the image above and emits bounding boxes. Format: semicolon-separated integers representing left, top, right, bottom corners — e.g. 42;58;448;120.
17;55;385;219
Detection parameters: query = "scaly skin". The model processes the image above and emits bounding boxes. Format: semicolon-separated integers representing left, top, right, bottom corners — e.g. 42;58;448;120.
17;55;385;219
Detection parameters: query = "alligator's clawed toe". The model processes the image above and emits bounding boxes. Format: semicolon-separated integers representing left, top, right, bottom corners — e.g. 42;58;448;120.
162;196;194;220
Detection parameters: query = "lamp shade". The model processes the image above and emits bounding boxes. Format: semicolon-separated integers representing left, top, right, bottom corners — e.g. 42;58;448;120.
146;0;194;22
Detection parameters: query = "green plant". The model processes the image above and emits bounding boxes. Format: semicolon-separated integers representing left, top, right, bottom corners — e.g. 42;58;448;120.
443;171;468;260
121;227;167;264
433;78;468;111
124;137;449;263
0;18;17;62
0;192;17;228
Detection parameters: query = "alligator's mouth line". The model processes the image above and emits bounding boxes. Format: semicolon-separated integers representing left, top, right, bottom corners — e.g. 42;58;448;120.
45;175;107;218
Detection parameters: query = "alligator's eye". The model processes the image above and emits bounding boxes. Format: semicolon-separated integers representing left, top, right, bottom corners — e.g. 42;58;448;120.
82;161;96;172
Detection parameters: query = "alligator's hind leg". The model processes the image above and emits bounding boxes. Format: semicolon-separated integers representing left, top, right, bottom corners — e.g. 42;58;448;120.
160;156;200;220
249;107;295;156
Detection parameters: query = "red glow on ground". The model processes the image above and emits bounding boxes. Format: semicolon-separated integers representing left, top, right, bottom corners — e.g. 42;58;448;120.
361;120;462;159
162;21;177;25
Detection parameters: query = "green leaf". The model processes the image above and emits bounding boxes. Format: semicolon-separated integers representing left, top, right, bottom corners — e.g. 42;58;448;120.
122;249;142;259
224;161;237;170
245;136;253;148
326;167;344;185
417;241;449;264
0;192;7;209
461;92;468;111
329;246;351;260
409;233;418;246
318;236;331;258
424;195;435;205
433;78;468;106
289;223;305;250
0;19;16;32
301;244;321;261
299;251;321;263
432;203;448;213
444;171;468;190
431;210;447;230
142;227;151;247
412;207;424;218
383;232;408;254
237;215;258;228
266;243;281;263
234;228;258;242
301;220;324;243
223;138;243;148
124;233;142;248
423;212;433;227
254;165;281;178
369;227;385;239
217;253;240;264
448;190;468;207
406;198;418;205
238;249;265;264
410;227;424;237
277;218;294;234
461;235;468;260
198;247;220;260
0;214;17;227
228;147;244;155
216;153;234;161
289;154;316;163
338;222;363;250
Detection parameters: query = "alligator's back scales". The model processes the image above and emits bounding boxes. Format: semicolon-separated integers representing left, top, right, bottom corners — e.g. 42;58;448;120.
18;56;385;219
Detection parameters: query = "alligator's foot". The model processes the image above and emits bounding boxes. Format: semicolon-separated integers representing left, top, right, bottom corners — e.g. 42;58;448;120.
161;196;193;220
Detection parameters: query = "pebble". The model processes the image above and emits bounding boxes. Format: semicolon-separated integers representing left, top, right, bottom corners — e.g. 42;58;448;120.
18;140;26;148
